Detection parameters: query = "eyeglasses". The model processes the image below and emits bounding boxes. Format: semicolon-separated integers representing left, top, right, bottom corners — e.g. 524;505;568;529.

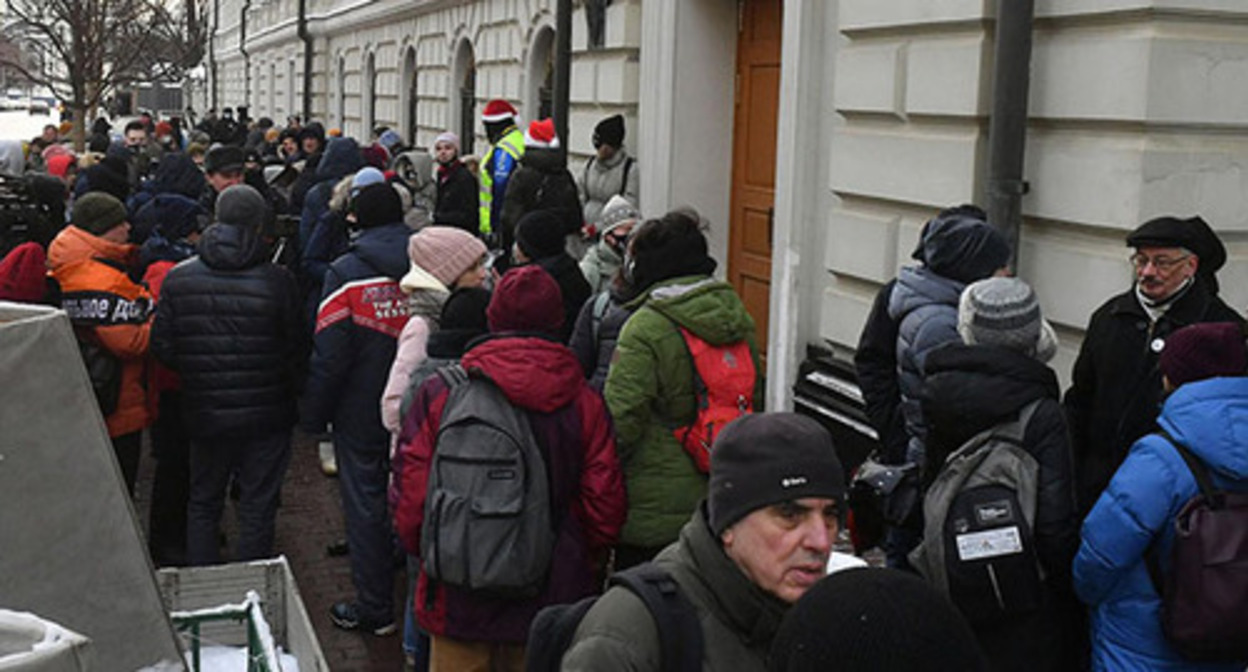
1130;253;1191;271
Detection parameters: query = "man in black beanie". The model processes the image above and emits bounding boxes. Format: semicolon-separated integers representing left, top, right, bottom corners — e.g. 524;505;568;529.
561;412;845;671
1064;214;1243;513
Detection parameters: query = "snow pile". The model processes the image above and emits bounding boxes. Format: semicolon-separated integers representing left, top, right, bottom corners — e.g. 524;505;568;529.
188;645;299;672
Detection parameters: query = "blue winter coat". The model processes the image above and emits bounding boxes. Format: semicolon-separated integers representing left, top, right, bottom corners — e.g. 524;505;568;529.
1073;377;1248;672
887;265;964;467
302;222;413;445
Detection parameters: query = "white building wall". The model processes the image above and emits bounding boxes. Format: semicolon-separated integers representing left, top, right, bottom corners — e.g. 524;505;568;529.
782;0;1248;407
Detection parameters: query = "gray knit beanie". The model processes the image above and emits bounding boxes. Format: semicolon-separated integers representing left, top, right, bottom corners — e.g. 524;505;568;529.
957;277;1057;363
215;184;268;231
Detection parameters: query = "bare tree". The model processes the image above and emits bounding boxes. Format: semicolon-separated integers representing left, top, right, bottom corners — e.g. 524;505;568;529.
1;0;207;150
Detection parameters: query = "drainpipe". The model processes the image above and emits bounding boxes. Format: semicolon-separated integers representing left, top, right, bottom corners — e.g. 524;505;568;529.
209;0;219;110
985;0;1035;272
553;0;571;166
239;0;251;106
298;0;313;119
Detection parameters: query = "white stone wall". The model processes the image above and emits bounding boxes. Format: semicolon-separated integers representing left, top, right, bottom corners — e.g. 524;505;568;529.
209;0;643;178
811;0;1248;391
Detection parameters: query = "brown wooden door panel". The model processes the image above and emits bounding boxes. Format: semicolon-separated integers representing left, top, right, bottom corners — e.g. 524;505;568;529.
728;0;782;366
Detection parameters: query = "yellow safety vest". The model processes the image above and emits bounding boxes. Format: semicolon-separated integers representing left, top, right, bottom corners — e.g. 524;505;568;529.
478;127;525;235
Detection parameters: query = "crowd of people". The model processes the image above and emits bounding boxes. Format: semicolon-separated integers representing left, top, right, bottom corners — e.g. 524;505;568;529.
1;100;1246;672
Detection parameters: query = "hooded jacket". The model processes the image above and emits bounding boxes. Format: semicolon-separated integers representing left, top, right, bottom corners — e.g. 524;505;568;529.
1073;377;1248;672
391;335;626;643
302;221;412;442
562;505;788;671
604;275;761;548
151;222;302;439
888;265;965;467
921;343;1084;671
47;226;153;437
297;137;363;264
129;153;207;242
498;147;581;253
569;287;636;393
1064;275;1242;512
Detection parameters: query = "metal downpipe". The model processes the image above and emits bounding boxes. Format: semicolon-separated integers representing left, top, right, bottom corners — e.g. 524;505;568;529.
985;0;1036;272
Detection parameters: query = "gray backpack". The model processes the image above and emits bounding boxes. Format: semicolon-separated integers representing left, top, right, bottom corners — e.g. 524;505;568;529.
909;399;1045;624
421;365;556;598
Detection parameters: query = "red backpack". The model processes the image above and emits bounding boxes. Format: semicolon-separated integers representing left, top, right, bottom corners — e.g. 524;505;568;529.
670;324;756;472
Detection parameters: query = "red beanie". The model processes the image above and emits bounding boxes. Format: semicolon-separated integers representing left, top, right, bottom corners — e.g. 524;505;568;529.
0;242;48;303
486;266;564;335
1160;322;1248;388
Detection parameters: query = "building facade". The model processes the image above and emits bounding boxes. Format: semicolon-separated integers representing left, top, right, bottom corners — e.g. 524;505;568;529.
204;0;1248;412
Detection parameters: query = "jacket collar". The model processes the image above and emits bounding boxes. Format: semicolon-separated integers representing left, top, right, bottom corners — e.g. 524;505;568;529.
1109;275;1218;327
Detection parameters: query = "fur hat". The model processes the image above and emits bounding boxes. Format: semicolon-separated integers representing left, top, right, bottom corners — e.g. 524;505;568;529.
770;568;988;672
403;226;487;289
957;277;1057;363
593;114;626;148
486;266;564;335
708;413;845;536
482;99;519;123
524;118;560;149
203;145;245;174
1160;322;1248;388
73;192;127;236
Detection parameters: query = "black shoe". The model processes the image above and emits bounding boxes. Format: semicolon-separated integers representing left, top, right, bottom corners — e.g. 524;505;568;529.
329;602;396;636
326;539;349;557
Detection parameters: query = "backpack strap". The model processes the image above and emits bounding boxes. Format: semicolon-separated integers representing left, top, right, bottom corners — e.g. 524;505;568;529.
589;291;612;345
946;398;1043;464
1144;430;1222;596
436;363;470;388
611;563;703;672
619;157;634;196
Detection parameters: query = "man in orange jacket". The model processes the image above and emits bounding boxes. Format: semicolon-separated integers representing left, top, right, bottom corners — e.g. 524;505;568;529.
48;192;154;495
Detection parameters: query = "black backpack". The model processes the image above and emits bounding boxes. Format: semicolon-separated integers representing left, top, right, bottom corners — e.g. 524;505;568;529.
0;173;56;258
526;562;703;672
1147;432;1248;662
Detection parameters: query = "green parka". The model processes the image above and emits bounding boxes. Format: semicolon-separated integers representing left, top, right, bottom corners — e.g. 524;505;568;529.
604;275;761;547
561;505;788;671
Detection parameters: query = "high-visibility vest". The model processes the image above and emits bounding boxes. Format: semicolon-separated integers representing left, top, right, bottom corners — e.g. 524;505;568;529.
478;127;525;235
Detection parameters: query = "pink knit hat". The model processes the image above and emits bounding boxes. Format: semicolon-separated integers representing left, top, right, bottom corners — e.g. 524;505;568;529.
403;226;487;289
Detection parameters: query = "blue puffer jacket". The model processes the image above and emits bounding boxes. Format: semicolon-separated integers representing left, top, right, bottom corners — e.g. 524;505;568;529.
302;221;413;445
1073;377;1248;672
887;265;964;467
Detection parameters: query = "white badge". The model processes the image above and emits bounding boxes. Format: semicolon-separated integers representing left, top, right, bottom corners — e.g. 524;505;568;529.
1151;338;1165;353
956;526;1024;561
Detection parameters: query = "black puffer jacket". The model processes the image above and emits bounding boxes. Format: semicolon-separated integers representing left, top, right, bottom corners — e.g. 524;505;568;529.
533;253;592;344
151;221;303;440
498;147;581;253
1063;276;1243;512
921;343;1084;672
569;288;636;392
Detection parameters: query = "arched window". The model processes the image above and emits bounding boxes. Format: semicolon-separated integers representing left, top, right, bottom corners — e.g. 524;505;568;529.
586;0;611;50
528;27;555;121
401;46;418;145
451;39;476;155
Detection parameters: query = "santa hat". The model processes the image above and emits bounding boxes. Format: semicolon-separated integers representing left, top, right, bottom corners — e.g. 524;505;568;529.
524;118;560;149
482;99;518;123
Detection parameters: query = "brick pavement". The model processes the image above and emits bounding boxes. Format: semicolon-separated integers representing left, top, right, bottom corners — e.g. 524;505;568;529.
136;428;406;672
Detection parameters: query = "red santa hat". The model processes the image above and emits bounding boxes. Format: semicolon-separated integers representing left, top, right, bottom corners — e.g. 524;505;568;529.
481;99;518;123
524;118;560;149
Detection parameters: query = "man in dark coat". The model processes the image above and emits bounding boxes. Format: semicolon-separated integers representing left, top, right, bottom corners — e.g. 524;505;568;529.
301;181;413;635
151;185;302;565
498;118;581;265
1063;215;1243;513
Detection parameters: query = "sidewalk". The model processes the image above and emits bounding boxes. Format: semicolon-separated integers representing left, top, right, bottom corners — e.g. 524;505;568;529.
135;428;405;671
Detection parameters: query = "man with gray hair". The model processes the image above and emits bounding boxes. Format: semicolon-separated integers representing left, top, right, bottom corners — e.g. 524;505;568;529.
152;184;303;565
1064;215;1243;512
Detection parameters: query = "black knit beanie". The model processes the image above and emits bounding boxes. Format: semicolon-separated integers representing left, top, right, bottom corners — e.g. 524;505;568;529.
769;568;987;672
920;209;1010;283
353;182;403;229
514;210;568;260
708;413;845;536
440;286;492;333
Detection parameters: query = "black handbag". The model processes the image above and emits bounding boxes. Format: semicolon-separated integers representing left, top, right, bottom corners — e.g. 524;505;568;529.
77;336;122;416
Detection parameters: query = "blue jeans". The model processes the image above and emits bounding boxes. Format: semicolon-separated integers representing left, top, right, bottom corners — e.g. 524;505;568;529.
404;555;430;670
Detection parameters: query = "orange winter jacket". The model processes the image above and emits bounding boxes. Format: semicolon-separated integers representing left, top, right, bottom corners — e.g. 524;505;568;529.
48;225;154;437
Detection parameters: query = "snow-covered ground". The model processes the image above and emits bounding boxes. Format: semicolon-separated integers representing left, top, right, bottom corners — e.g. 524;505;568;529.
0;109;57;142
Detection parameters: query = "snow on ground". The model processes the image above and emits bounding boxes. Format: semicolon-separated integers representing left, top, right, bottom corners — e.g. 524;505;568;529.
191;645;299;672
0;109;57;142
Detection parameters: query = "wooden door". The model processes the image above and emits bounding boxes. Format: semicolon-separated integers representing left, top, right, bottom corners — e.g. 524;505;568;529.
728;0;782;366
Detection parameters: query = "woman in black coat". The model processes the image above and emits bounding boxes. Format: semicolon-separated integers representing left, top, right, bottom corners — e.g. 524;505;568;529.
920;277;1084;672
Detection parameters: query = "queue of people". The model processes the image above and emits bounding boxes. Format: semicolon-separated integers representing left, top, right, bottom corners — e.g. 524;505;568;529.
2;103;1247;672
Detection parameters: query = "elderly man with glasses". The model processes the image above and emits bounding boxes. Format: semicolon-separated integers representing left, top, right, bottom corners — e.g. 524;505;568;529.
1064;215;1243;514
